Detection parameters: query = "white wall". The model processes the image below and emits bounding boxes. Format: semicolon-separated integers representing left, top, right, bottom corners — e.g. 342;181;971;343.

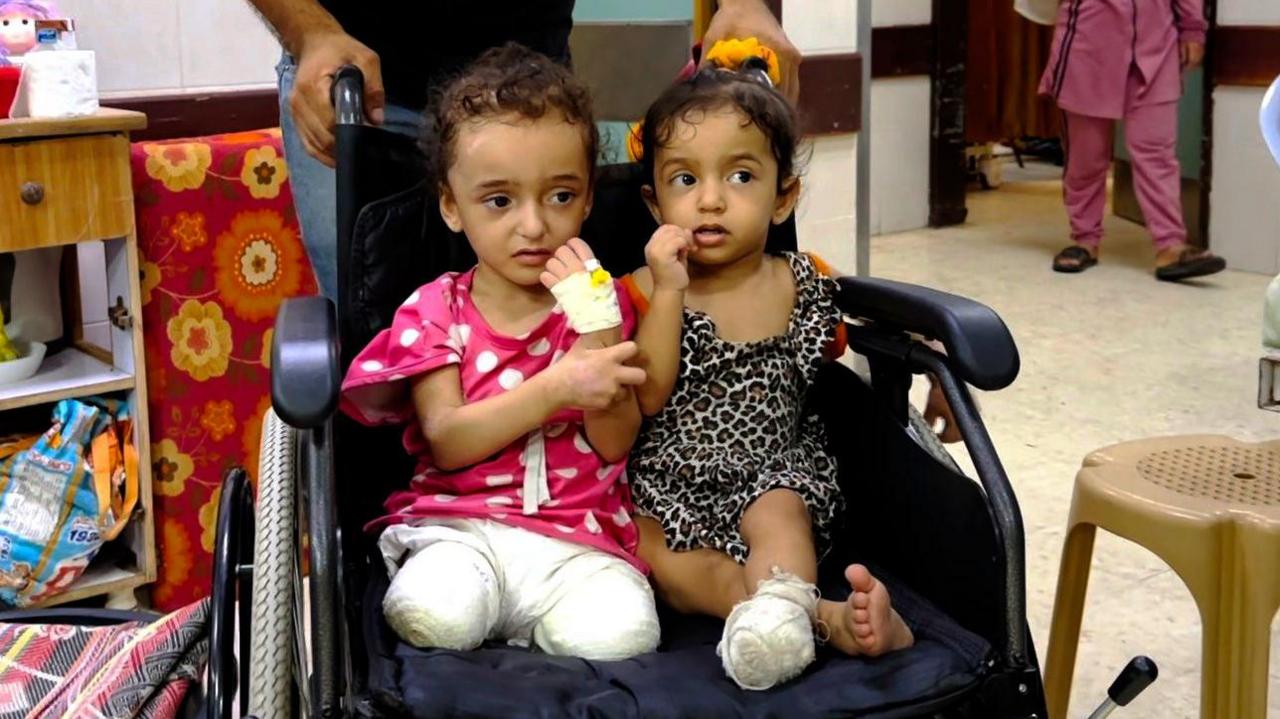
785;0;856;53
57;0;278;96
873;0;931;27
787;0;858;270
796;135;859;271
1208;0;1280;274
867;0;932;236
789;0;933;271
1216;0;1280;25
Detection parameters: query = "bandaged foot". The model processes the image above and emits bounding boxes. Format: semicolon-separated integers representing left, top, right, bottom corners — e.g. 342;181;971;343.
383;541;501;650
718;569;819;690
549;259;623;334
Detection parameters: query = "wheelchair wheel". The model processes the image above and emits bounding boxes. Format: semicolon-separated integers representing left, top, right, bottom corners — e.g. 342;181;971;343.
248;409;299;719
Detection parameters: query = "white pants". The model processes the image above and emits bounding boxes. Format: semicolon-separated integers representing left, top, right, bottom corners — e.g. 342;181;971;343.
379;518;660;661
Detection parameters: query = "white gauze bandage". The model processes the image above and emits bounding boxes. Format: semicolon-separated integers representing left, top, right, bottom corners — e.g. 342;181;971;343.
718;569;819;690
549;259;622;334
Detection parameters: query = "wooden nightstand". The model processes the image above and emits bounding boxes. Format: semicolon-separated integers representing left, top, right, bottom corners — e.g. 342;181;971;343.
0;108;156;608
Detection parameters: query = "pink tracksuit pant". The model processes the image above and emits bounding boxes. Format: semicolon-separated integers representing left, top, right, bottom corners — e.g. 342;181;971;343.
1061;70;1183;251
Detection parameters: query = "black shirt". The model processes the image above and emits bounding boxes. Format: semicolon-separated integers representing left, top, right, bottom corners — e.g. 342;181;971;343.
317;1;575;110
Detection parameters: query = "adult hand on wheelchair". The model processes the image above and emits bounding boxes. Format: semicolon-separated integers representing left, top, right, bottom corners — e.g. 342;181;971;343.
292;29;386;167
645;224;695;292
547;341;647;411
701;0;801;105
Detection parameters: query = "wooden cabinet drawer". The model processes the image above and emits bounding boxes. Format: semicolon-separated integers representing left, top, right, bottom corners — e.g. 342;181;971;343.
0;133;134;252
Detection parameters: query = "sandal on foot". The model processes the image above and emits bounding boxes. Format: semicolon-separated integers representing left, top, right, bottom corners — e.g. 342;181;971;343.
1052;245;1098;273
1155;249;1226;282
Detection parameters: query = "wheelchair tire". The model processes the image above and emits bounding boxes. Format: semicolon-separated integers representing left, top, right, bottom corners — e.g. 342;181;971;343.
247;409;297;719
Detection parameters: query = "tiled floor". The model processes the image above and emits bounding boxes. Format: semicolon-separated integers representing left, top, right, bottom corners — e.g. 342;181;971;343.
869;176;1279;717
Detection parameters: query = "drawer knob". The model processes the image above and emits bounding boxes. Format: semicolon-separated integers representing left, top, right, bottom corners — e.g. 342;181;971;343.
19;182;44;206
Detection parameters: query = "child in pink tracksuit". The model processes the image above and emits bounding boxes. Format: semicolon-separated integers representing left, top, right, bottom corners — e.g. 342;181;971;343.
1042;0;1225;282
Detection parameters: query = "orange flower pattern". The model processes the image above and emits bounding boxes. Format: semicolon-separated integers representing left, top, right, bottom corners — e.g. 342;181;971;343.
152;439;194;498
133;131;313;611
140;260;162;306
167;300;234;381
143;142;213;192
213;210;304;322
171;211;208;251
240;146;290;200
153;519;193;608
216;129;279;145
200;400;236;442
260;328;274;368
198;487;221;554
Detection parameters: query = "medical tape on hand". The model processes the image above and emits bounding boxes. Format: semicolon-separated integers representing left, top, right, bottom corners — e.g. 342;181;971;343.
549;259;622;334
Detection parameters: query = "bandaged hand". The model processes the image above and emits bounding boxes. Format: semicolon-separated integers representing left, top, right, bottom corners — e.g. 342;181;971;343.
541;239;623;335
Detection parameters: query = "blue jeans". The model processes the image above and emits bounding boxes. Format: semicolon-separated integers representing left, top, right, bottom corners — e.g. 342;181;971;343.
277;54;424;300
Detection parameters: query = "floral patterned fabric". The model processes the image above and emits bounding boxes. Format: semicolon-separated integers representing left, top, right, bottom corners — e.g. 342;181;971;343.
131;129;314;611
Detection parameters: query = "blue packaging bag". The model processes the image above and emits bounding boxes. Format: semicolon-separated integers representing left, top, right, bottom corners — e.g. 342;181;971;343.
0;398;120;607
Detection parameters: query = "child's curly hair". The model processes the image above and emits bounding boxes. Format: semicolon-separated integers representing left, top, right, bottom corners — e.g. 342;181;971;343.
639;67;800;192
422;43;599;190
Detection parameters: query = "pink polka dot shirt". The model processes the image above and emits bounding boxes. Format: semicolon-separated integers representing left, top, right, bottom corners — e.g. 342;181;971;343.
340;269;645;572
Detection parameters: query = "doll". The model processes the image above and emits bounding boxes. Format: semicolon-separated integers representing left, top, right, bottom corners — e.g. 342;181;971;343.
0;0;56;57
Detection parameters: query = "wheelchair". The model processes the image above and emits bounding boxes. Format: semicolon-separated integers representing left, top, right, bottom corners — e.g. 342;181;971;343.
206;66;1155;719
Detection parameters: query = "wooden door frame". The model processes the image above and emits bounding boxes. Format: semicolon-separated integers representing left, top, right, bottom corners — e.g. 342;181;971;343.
929;0;970;227
1196;0;1217;249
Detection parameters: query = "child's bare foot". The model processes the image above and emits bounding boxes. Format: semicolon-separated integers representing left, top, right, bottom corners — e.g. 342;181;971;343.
819;564;914;656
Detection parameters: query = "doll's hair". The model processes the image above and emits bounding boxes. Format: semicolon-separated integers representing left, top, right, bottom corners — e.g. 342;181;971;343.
639;67;800;192
422;42;599;190
0;1;57;18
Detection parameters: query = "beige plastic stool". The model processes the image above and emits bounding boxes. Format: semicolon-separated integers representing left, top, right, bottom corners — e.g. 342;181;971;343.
1044;435;1280;719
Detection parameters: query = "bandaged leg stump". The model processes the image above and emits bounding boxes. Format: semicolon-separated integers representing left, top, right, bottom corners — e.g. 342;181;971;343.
382;536;501;651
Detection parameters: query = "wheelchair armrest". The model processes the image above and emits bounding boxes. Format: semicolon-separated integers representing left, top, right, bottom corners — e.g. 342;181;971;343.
835;276;1019;391
271;296;340;429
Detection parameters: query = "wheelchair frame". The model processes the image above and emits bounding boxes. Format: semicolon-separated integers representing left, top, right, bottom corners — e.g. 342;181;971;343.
207;66;1053;719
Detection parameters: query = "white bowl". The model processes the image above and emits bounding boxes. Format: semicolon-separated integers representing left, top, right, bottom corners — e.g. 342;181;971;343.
0;341;47;386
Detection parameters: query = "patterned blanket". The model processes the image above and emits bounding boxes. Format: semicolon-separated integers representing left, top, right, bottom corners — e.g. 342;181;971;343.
0;599;207;718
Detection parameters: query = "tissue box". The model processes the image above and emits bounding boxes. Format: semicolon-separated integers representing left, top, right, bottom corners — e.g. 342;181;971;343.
18;50;98;118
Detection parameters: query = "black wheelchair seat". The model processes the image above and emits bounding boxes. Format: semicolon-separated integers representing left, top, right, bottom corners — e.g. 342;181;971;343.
361;560;991;719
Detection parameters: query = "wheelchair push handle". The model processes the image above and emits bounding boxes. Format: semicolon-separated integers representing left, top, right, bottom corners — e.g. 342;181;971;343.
1086;656;1158;719
332;64;365;126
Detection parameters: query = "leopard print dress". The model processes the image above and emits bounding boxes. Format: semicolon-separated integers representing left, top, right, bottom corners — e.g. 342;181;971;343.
630;252;845;564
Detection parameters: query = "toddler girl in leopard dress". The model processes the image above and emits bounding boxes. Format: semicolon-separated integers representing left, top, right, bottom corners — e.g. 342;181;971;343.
622;63;915;691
